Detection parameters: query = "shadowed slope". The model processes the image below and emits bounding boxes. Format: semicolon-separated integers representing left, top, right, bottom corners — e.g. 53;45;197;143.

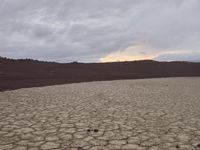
0;57;200;91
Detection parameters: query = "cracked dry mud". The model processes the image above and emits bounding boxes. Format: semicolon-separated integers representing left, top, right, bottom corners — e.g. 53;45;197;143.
0;77;200;150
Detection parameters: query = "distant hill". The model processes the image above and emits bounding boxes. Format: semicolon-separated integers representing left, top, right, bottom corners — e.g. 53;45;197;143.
0;56;200;91
0;56;58;64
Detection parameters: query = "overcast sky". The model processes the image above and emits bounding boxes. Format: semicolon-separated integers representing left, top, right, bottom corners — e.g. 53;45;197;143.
0;0;200;62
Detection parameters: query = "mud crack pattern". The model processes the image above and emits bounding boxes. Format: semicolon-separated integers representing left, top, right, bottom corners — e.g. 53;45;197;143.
0;78;200;150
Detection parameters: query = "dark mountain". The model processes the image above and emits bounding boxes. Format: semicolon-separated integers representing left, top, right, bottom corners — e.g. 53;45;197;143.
1;57;200;91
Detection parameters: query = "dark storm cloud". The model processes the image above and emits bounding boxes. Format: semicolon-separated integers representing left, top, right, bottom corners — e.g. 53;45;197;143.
0;0;200;62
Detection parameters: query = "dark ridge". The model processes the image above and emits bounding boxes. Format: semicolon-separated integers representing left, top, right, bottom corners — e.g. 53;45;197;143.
0;56;59;64
0;56;200;92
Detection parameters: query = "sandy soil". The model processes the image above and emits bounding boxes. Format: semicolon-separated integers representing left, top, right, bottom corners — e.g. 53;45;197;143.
0;77;200;150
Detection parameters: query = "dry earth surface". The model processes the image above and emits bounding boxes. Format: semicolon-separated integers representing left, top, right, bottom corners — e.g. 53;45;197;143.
1;57;200;92
0;77;200;150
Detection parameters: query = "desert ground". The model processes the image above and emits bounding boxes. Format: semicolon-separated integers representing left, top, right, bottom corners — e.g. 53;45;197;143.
0;77;200;150
1;57;200;92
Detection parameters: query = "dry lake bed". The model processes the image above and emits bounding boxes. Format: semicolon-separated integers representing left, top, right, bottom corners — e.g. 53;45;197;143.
0;77;200;150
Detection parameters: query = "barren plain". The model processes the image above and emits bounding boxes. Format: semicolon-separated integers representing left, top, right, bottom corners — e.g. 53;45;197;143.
0;77;200;150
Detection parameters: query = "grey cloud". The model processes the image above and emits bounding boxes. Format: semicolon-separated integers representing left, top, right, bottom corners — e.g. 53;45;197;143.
0;0;200;62
154;52;200;62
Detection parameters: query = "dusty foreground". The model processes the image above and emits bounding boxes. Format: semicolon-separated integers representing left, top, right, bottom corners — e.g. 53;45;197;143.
0;78;200;150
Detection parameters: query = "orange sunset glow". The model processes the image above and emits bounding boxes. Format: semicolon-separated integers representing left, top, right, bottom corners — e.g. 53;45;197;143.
100;45;158;62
